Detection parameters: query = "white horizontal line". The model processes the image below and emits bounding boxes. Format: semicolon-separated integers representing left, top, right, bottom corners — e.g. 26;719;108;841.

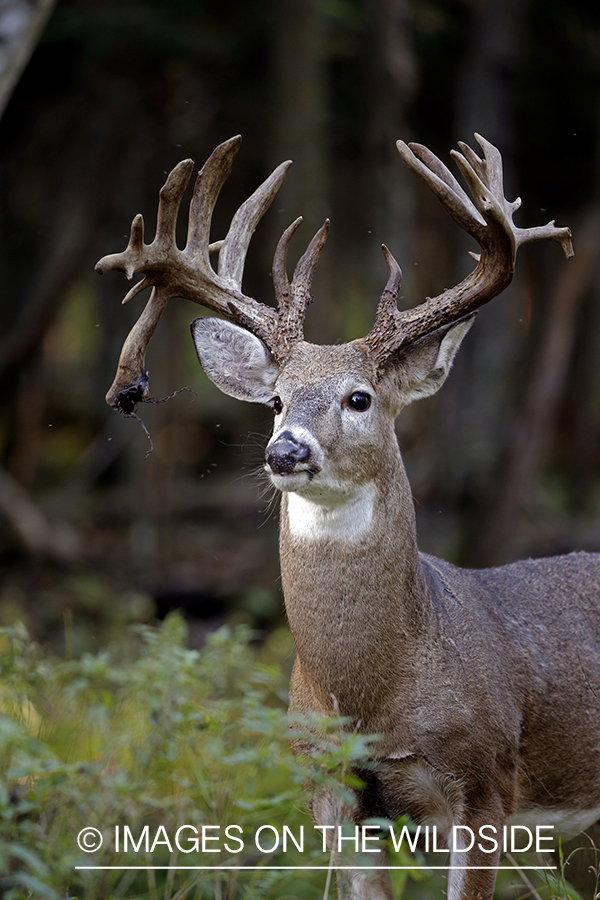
75;865;557;871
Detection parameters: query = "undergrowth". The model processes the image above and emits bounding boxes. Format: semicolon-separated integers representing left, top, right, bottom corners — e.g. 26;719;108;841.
0;616;422;899
0;616;587;900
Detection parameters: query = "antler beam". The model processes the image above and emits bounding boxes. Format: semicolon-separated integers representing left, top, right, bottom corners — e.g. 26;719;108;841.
97;137;328;411
363;134;573;367
100;134;573;410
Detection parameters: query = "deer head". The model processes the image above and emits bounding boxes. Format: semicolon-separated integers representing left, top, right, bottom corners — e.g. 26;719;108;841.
97;134;573;493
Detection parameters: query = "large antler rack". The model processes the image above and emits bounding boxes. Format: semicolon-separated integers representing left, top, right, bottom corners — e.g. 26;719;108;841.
363;134;574;369
96;136;328;411
99;133;574;411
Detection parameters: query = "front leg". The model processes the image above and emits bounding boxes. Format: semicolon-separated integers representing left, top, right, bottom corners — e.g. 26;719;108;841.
448;804;504;900
311;791;394;900
336;857;394;900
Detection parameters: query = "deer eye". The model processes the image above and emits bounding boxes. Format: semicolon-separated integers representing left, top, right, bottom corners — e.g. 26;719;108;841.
272;396;283;414
347;391;371;411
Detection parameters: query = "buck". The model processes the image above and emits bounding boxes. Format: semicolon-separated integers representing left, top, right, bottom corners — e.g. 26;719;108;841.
97;135;600;900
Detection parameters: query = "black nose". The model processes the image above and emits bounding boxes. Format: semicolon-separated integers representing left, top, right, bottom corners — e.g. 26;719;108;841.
266;431;311;475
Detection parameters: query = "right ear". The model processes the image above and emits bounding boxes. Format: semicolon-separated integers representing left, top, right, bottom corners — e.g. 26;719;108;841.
191;317;279;404
380;314;476;414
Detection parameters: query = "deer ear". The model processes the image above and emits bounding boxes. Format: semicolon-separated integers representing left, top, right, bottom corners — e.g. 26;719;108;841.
191;318;279;404
385;313;476;409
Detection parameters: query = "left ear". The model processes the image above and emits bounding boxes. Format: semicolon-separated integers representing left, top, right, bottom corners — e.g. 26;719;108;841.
191;317;279;404
383;313;476;410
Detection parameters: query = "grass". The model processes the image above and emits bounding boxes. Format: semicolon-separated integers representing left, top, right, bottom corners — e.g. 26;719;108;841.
0;615;589;900
0;616;422;899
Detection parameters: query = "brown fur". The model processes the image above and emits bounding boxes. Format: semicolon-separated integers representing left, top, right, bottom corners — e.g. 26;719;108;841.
103;133;582;900
193;324;600;900
275;341;600;900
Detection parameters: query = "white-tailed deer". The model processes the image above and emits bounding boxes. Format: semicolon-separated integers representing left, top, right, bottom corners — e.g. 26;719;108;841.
97;135;600;900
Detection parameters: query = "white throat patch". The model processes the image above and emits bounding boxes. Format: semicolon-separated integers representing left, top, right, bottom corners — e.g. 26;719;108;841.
286;484;376;542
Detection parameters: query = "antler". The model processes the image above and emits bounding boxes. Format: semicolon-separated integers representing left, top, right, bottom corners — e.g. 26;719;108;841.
97;136;328;410
363;133;574;367
100;133;573;408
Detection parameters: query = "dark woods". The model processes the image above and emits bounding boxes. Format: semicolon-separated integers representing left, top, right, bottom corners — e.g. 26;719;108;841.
1;0;600;646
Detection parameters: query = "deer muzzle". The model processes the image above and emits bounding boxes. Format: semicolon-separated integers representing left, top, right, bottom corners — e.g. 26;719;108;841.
265;431;312;476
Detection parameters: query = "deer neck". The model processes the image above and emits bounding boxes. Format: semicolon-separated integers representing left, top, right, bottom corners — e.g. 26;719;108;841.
279;447;427;718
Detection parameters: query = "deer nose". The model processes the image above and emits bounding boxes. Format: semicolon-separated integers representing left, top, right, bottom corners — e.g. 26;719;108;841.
266;431;311;475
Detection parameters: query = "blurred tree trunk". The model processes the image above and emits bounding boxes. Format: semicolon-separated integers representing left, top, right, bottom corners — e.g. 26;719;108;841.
0;0;56;119
272;0;327;224
455;0;526;153
0;464;80;561
0;79;139;381
271;0;330;342
439;0;528;564
470;209;600;565
450;1;600;566
0;78;138;558
364;0;417;313
270;0;416;343
0;0;69;562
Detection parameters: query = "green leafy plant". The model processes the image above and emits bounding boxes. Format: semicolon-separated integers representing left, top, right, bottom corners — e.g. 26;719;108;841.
1;617;576;900
0;617;432;900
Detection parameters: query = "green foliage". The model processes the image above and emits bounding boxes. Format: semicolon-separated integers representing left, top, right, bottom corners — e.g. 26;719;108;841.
0;617;427;900
0;618;583;900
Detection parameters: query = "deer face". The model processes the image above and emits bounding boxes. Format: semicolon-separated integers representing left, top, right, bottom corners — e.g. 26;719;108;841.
264;342;385;504
191;315;474;508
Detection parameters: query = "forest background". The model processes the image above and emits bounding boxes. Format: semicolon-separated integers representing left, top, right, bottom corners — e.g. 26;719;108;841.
1;0;600;650
2;2;600;898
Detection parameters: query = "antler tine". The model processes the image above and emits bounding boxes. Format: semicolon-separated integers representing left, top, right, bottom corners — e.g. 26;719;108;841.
450;141;511;248
289;220;329;309
397;140;486;239
186;136;241;268
472;133;504;197
454;135;503;199
409;142;484;227
122;214;145;283
218;159;292;290
272;217;303;305
292;220;330;293
95;160;195;286
364;135;573;369
104;287;169;410
155;158;198;251
272;219;330;351
515;218;574;258
381;244;403;296
365;245;404;359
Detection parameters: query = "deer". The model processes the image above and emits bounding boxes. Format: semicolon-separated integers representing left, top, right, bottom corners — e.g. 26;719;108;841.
96;134;600;900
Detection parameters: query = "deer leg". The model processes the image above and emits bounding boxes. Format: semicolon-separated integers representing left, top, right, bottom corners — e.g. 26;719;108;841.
335;855;394;900
447;803;504;900
311;791;394;900
447;842;500;900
